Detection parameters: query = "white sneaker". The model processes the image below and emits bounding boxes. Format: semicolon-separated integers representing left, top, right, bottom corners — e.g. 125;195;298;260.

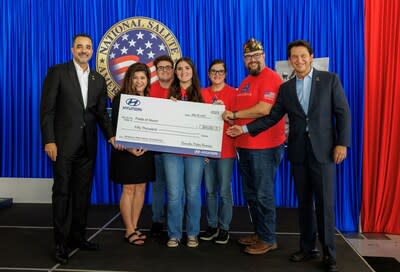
167;238;180;248
187;236;199;248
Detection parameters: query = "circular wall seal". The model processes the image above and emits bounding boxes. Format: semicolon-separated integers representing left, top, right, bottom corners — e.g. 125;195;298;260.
96;17;182;99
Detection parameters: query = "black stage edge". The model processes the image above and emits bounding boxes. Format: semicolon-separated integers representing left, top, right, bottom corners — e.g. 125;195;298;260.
0;204;375;272
0;198;12;209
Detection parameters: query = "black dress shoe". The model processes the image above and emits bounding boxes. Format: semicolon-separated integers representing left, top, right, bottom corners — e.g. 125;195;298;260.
55;244;68;264
69;240;100;251
324;256;339;272
290;249;320;262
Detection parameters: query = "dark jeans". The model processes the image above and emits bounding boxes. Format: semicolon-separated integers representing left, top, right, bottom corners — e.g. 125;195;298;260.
151;154;166;223
238;145;284;244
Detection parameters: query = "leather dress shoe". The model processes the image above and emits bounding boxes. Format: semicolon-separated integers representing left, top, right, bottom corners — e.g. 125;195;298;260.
238;234;259;246
69;239;100;251
290;249;320;262
244;241;277;255
55;244;68;264
324;256;339;272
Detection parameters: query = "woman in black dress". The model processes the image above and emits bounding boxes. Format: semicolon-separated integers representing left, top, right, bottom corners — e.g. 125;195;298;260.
110;63;155;246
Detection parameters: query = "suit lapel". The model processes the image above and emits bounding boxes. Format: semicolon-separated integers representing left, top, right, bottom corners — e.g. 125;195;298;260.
68;61;85;108
288;77;305;115
307;68;319;114
87;71;96;108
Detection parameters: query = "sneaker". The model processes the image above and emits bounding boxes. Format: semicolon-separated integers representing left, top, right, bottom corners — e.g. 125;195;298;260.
187;236;199;248
150;222;163;237
214;229;229;244
166;238;180;248
199;227;219;241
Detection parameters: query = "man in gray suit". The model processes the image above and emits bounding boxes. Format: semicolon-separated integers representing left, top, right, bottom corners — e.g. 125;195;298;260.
40;34;117;264
227;40;351;272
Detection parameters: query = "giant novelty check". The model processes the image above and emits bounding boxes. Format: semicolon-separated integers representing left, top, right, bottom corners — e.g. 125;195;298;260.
115;94;225;158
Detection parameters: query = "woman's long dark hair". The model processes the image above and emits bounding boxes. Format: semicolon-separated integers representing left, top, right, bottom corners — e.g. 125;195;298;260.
169;57;203;102
119;62;151;96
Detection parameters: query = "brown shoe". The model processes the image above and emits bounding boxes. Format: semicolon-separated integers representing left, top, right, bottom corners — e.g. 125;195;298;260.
238;234;259;245
244;241;278;255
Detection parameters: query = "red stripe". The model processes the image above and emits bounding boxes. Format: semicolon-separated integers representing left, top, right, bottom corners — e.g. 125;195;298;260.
113;66;131;75
111;55;140;65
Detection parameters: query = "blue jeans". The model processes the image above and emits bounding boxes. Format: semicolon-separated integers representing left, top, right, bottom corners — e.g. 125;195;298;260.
151;154;166;223
204;158;234;230
163;154;204;239
238;146;284;244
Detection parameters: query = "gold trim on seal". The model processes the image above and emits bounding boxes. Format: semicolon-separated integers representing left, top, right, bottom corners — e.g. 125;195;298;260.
96;17;182;99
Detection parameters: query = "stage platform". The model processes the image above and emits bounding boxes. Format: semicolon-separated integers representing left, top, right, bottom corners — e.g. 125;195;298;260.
0;204;374;272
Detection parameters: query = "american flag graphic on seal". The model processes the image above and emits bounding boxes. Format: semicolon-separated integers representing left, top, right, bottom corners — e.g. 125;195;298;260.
96;17;182;98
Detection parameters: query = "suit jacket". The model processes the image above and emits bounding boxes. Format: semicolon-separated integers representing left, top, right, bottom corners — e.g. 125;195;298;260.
40;61;113;159
247;69;351;163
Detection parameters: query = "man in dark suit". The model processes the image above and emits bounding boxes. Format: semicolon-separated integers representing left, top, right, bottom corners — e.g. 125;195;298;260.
227;40;351;272
40;34;116;264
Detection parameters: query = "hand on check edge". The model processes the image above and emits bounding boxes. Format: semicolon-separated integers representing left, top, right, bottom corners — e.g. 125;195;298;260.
128;148;146;157
109;137;125;151
222;110;234;122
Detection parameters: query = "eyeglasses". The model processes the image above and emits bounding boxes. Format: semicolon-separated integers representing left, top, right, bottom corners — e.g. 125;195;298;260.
244;53;263;61
157;65;173;72
209;69;225;76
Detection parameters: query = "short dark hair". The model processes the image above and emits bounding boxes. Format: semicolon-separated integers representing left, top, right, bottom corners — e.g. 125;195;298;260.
154;55;174;68
208;59;226;73
287;40;313;58
72;34;93;46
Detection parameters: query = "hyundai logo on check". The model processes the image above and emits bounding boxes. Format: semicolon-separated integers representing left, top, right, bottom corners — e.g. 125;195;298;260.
126;98;141;107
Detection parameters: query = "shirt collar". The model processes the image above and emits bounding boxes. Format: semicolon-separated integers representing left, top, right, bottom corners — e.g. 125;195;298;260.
73;59;90;74
296;67;313;81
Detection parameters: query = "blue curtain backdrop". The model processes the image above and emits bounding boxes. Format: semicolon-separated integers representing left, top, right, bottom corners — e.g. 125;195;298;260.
0;0;364;231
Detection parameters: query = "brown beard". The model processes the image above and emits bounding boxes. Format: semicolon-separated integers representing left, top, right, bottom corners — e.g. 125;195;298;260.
247;62;261;76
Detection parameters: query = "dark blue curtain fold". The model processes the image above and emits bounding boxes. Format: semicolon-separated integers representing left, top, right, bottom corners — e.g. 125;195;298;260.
0;0;364;231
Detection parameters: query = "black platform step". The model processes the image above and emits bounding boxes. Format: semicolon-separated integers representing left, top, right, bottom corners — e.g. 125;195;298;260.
0;198;13;209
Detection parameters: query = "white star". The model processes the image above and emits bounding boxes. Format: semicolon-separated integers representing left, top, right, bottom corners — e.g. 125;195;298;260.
136;47;144;55
158;44;166;51
113;42;120;49
122;34;129;40
120;47;128;55
150;33;157;39
128;39;136;47
136;31;144;39
109;52;116;59
147;51;155;59
145;41;152;49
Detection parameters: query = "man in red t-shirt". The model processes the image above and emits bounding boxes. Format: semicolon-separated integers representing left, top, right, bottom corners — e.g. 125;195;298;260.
223;38;285;255
149;55;174;236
